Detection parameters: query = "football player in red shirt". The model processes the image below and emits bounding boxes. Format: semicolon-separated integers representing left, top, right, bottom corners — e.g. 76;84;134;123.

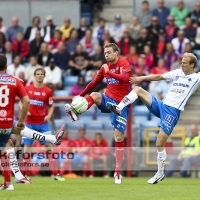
65;43;131;184
0;53;29;190
89;133;110;178
21;68;65;181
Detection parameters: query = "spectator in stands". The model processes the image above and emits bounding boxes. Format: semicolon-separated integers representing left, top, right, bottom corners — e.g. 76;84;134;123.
165;16;179;42
170;54;182;70
80;28;99;56
49;30;64;54
25;56;43;84
89;45;105;70
136;28;156;55
0;32;5;53
163;42;177;69
24;16;41;42
184;17;196;45
19;71;27;87
188;2;200;27
37;42;52;67
7;55;25;78
41;15;57;43
171;30;189;56
157;80;173;100
156;29;166;58
89;133;110;178
137;0;152;28
55;129;74;176
29;30;43;57
53;41;70;73
109;14;126;43
117;28;135;56
44;58;62;91
99;29;115;49
66;29;79;56
147;16;162;42
6;16;23;42
93;18;108;41
68;43;90;76
12;31;29;63
77;18;88;41
0;17;6;34
4;41;16;66
150;58;169;74
126;45;140;74
71;75;86;96
128;16;142;41
170;0;189;28
143;45;154;68
72;128;91;177
184;42;193;53
59;18;74;41
152;0;170;28
194;27;200;49
165;124;200;178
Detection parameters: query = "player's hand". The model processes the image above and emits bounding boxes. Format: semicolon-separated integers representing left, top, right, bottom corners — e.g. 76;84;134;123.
102;64;109;73
44;115;51;122
16;121;25;130
129;76;144;85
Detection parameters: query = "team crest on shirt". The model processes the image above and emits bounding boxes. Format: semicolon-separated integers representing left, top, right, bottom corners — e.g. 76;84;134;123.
174;76;179;81
0;110;7;117
110;69;115;73
42;92;46;96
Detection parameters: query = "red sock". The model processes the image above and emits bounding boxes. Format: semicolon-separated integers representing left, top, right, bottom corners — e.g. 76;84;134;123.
59;165;65;176
83;162;88;176
49;158;58;176
115;141;124;173
66;162;72;173
90;171;94;176
103;170;107;176
1;153;11;185
86;96;94;110
23;157;31;176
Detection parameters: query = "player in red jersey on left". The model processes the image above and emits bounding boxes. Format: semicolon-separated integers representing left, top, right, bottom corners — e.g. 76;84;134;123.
0;53;29;190
65;43;131;184
21;68;65;181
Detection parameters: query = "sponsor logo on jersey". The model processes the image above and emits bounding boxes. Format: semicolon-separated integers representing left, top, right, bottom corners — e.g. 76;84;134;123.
34;92;40;96
110;69;115;73
107;78;120;84
0;77;16;85
30;99;44;106
173;83;189;88
29;91;32;94
42;92;46;96
0;110;7;117
169;88;185;94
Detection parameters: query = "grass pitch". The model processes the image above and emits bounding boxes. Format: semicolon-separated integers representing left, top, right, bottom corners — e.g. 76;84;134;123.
0;177;200;200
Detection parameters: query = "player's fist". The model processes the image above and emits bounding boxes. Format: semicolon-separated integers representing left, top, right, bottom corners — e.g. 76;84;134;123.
129;77;143;85
44;115;51;122
102;64;109;73
16;121;25;130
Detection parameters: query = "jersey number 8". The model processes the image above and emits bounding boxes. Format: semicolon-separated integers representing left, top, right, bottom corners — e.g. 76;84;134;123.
0;85;10;107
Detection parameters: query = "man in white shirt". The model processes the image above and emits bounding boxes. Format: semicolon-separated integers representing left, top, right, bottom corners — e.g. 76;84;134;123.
7;55;25;78
107;53;200;184
171;30;189;56
44;58;62;91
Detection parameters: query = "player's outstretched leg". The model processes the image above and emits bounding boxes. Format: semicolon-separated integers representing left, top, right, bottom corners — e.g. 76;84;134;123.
148;131;168;184
65;93;102;121
12;125;65;145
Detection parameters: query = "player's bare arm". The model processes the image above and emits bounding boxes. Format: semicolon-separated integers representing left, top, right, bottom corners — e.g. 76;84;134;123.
129;74;164;85
44;105;54;122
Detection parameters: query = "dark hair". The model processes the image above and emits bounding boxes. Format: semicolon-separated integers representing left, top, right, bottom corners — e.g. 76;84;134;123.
32;16;40;25
0;54;7;71
34;67;46;76
104;43;119;52
0;17;2;22
142;0;149;4
0;32;5;44
95;133;102;137
98;17;106;23
69;28;77;37
86;28;93;33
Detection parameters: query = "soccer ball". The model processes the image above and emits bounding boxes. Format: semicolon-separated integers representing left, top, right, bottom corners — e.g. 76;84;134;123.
71;96;88;114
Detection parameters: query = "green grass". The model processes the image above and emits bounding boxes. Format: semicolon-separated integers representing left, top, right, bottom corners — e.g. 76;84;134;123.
0;177;200;200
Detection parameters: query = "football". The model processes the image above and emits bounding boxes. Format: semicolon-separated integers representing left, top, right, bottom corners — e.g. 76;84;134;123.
71;96;88;114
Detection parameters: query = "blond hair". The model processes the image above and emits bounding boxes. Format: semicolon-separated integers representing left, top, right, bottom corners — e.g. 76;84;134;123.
182;53;198;68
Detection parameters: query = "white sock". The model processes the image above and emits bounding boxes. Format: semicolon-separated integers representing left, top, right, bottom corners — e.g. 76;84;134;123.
20;127;56;144
117;90;138;110
157;149;166;175
6;148;24;180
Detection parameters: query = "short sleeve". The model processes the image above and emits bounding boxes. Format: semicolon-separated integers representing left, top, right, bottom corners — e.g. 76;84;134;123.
47;89;54;106
16;79;27;99
162;69;181;81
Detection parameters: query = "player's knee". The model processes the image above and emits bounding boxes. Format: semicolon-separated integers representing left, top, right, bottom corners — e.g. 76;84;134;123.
90;92;101;102
133;86;143;95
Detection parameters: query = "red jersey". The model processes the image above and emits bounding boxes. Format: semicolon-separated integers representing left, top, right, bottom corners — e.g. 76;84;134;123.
25;84;53;124
54;138;74;154
150;66;169;75
0;74;27;128
74;138;91;155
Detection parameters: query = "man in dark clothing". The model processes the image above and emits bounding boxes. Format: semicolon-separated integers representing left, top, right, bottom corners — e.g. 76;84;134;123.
29;30;43;56
188;2;200;27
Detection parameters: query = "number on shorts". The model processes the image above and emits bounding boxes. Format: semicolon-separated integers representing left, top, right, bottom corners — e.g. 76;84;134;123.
0;85;10;107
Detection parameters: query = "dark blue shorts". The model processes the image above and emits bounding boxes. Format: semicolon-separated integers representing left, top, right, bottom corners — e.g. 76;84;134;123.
147;95;180;135
98;94;130;134
22;123;51;145
0;128;12;148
